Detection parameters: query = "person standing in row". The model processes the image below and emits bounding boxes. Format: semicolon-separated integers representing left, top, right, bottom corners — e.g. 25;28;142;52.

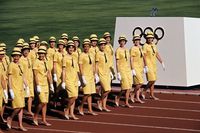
142;32;165;100
78;39;98;116
130;35;146;104
7;47;29;131
62;40;80;120
47;36;57;73
61;33;69;46
20;43;35;115
0;43;9;123
115;35;133;108
72;36;82;63
29;38;37;64
89;34;99;59
96;38;112;112
103;32;115;79
0;48;8;124
33;46;54;126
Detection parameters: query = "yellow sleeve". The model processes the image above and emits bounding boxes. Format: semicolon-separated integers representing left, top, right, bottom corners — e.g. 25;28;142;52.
95;52;99;62
32;60;38;70
79;54;83;65
62;56;66;67
8;63;13;75
115;49;120;60
53;52;58;62
130;47;136;57
142;44;147;54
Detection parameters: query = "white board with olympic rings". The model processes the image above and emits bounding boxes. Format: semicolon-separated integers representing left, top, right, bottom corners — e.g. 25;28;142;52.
113;17;200;87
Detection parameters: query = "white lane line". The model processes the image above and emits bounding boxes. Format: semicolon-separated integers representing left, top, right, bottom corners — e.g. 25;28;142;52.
134;106;200;113
12;126;92;133
98;112;200;122
158;99;200;104
45;118;200;132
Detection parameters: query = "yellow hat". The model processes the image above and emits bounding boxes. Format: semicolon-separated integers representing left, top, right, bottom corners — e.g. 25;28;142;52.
29;38;36;44
11;47;22;56
0;43;6;50
57;39;65;45
90;34;98;41
38;46;47;54
16;40;23;47
118;35;127;42
0;47;5;55
40;41;48;46
103;32;111;38
83;38;91;46
132;34;141;41
49;36;56;42
18;38;25;43
99;38;106;45
61;33;68;39
22;42;30;50
146;31;154;38
72;36;80;41
67;40;75;47
33;36;40;42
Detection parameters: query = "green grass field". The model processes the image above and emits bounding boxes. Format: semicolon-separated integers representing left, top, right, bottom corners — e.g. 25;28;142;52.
0;0;200;54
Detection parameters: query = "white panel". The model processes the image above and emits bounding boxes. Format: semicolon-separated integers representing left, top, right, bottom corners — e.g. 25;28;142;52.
184;18;200;86
113;17;189;86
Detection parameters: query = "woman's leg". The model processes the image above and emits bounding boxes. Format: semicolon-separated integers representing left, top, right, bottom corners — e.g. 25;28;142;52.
18;108;27;131
149;81;158;100
33;103;43;125
69;97;78;119
135;84;144;103
42;103;51;125
78;95;88;114
7;108;20;128
102;91;110;111
125;89;133;108
27;97;33;116
115;90;123;107
1;104;6;122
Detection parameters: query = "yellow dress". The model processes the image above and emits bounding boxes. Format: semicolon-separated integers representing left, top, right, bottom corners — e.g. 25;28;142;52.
0;74;2;111
96;51;111;92
89;46;99;60
0;61;8;103
143;43;158;81
47;47;57;72
8;62;25;109
104;43;114;69
53;51;65;86
115;47;132;90
79;52;96;95
63;54;79;98
130;46;144;85
3;55;10;68
20;56;34;97
33;59;49;103
29;48;37;65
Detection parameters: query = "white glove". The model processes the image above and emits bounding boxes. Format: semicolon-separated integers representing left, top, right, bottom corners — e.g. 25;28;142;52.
53;74;58;82
117;73;121;81
9;89;15;100
82;76;87;85
78;81;81;87
25;86;30;97
95;74;100;84
132;69;136;76
36;85;41;94
3;90;8;102
161;62;165;71
144;66;149;74
50;84;55;93
110;72;114;80
61;82;66;90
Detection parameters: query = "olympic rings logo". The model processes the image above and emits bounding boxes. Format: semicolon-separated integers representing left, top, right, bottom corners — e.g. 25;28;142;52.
132;27;164;41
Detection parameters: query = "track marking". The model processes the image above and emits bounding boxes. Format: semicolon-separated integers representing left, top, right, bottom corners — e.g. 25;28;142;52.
98;112;200;122
134;105;200;113
45;118;200;132
158;99;200;104
12;126;92;133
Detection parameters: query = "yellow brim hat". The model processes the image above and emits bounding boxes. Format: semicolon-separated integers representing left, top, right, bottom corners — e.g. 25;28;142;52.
146;35;154;38
11;52;21;56
0;48;5;54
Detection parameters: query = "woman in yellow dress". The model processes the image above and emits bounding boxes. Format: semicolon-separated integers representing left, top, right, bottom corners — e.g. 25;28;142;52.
78;39;98;116
7;47;29;131
53;40;65;106
96;38;112;112
29;38;37;64
142;32;165;100
103;32;115;79
62;40;80;120
33;46;54;126
89;34;99;59
0;43;9;122
130;35;146;104
47;36;57;73
20;43;34;115
61;33;69;46
115;35;133;108
72;36;82;63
